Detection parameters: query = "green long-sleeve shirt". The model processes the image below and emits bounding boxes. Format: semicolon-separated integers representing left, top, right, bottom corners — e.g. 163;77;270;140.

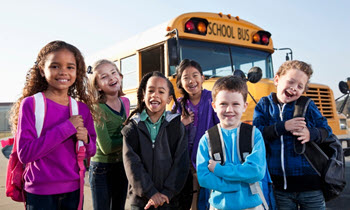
91;103;126;163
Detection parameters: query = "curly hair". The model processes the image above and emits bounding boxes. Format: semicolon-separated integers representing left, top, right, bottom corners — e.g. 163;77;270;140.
88;59;125;104
124;71;178;125
9;40;96;134
276;60;313;80
174;59;203;116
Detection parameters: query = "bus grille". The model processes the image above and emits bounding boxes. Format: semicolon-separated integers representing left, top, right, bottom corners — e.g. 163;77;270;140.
305;87;334;119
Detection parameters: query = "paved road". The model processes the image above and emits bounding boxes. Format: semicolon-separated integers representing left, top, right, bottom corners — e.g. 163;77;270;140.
1;147;349;209
0;146;132;210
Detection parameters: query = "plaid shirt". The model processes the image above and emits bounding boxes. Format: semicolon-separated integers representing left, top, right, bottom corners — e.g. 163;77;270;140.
253;93;332;178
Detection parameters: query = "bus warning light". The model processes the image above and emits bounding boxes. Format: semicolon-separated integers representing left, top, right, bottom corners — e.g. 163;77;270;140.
261;35;269;45
185;20;195;31
253;34;260;43
197;22;207;34
184;18;208;35
252;30;271;45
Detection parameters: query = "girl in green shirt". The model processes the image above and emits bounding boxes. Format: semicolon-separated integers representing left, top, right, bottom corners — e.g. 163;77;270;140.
88;59;130;210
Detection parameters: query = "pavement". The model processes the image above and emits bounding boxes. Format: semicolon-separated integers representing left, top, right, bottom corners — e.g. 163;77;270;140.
1;143;350;210
0;145;131;210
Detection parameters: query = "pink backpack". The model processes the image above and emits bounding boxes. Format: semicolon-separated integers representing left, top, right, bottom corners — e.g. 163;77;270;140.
6;93;86;210
120;96;130;117
5;135;25;202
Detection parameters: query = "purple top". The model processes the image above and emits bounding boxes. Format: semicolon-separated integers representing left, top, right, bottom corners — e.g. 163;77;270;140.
176;89;219;169
17;96;96;195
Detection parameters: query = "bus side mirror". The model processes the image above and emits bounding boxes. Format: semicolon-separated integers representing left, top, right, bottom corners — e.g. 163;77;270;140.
247;67;262;83
339;81;349;94
168;38;179;66
233;69;246;80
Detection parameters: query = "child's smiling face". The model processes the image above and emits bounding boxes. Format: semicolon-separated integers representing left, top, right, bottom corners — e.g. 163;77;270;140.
143;76;172;121
180;66;204;96
95;63;122;96
212;90;247;130
274;68;309;104
41;49;77;93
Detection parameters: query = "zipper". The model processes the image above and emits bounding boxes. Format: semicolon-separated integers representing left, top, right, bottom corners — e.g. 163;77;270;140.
151;141;155;183
278;104;288;190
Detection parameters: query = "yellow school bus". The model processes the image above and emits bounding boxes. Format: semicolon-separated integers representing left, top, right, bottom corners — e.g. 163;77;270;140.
87;12;348;138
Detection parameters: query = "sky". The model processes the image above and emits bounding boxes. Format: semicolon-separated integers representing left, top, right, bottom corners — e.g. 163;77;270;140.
0;0;349;103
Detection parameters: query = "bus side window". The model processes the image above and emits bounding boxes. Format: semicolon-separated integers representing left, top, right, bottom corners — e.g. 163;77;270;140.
121;55;138;90
140;45;164;77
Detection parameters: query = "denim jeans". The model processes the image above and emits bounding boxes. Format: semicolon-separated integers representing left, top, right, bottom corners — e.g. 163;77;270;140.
26;189;80;210
274;190;325;210
89;161;128;210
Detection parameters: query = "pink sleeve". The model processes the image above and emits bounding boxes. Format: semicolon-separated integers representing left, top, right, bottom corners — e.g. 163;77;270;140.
17;97;77;164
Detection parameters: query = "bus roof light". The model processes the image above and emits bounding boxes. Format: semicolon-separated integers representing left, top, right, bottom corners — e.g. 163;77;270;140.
252;30;271;45
261;35;269;45
184;18;208;35
185;20;195;32
197;21;207;34
227;14;231;19
253;34;260;43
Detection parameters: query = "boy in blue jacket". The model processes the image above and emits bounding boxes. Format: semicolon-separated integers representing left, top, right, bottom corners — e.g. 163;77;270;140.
197;76;266;210
253;60;332;210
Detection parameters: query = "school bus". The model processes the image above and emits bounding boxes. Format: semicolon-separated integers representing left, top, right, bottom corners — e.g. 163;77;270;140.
87;12;348;139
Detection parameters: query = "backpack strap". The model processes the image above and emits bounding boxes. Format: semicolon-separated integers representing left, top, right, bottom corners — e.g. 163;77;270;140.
69;97;85;210
120;97;130;118
33;92;46;137
293;96;311;154
206;124;226;165
237;123;269;210
237;123;254;163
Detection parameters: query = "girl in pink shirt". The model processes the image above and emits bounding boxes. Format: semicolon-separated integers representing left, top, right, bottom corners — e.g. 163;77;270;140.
9;40;97;209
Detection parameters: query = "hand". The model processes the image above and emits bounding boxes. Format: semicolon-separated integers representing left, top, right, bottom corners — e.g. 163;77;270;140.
69;115;84;129
292;126;310;144
181;110;194;126
208;159;217;172
285;117;306;132
144;193;169;209
76;126;88;144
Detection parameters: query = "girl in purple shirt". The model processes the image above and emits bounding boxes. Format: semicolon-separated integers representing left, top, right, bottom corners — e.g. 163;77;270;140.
174;59;219;210
9;40;97;209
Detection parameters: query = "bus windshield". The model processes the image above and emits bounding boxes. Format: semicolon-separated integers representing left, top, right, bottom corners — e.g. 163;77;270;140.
171;39;273;79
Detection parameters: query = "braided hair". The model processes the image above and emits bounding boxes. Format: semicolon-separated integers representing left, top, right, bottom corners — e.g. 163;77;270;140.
124;71;178;125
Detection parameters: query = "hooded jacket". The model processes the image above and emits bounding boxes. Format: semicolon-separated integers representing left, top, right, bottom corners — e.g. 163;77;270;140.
121;111;189;207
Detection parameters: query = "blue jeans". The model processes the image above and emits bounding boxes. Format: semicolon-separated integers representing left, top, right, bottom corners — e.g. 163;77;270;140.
26;189;80;210
89;161;128;210
274;190;325;210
